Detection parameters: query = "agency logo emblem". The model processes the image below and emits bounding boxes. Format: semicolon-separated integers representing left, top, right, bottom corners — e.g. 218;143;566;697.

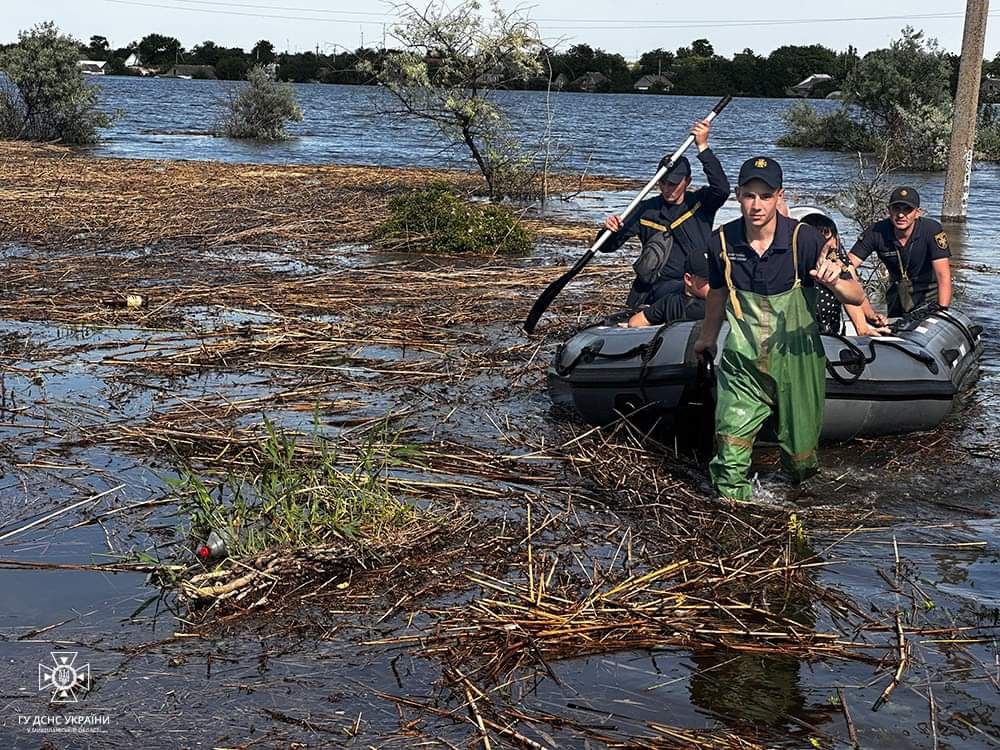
38;652;91;703
754;158;767;168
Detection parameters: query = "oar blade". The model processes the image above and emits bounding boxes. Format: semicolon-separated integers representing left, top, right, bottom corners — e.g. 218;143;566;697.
523;253;594;333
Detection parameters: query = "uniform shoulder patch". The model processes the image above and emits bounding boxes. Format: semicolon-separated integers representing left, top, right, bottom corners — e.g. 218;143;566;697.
934;230;949;249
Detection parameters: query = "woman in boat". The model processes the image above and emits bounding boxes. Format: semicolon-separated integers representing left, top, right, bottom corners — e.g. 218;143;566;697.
797;213;890;337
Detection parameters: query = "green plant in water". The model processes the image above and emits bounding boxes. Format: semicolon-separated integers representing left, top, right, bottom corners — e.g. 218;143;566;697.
0;22;112;144
171;418;416;561
220;65;303;141
373;181;532;255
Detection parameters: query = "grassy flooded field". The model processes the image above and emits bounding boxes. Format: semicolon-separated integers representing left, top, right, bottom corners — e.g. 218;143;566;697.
1;141;999;748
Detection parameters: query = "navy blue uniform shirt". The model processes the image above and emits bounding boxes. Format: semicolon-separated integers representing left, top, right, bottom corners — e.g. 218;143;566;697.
707;214;825;294
849;217;950;289
643;293;706;326
602;148;730;290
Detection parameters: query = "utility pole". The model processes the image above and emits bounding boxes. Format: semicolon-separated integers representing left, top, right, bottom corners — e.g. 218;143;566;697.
942;0;990;221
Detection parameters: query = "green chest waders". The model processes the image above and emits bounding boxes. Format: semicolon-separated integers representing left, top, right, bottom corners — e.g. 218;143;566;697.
709;224;827;502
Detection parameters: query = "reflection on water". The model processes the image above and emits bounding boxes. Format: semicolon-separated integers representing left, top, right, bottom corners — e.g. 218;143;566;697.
688;652;810;729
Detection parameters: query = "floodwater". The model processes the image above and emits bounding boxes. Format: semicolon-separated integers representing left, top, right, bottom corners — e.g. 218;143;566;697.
1;77;999;748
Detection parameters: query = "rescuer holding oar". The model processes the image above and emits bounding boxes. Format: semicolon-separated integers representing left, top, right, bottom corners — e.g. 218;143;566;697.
600;118;730;308
694;157;865;503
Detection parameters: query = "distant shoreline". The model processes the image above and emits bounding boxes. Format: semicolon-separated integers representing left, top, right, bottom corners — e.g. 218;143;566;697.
92;75;816;101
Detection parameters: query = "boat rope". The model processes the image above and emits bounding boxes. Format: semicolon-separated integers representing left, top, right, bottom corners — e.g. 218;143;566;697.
933;308;980;354
554;337;663;378
823;332;875;384
636;321;674;403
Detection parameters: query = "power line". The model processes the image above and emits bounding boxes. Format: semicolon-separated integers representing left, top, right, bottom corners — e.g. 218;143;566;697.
102;0;391;25
540;11;999;31
169;0;392;19
100;0;1000;37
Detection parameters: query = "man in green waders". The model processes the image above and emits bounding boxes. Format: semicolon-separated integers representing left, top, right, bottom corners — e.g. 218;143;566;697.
693;157;866;502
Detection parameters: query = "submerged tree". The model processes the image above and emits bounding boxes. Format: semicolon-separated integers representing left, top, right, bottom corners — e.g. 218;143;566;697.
0;22;110;144
360;0;544;198
220;65;303;140
776;27;1000;170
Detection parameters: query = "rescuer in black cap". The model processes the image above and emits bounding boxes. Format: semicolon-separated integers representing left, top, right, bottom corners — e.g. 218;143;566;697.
600;118;730;308
848;186;953;318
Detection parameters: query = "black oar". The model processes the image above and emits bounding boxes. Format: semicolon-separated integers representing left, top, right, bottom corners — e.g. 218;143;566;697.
523;94;733;334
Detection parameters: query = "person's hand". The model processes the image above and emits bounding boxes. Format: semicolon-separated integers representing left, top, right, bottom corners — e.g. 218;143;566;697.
627;310;651;328
867;311;889;327
604;215;623;233
694;337;717;363
856;323;890;337
810;251;842;287
691;119;711;150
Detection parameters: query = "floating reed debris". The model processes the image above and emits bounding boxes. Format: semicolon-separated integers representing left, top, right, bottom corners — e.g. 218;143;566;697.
0;141;630;251
420;547;878;683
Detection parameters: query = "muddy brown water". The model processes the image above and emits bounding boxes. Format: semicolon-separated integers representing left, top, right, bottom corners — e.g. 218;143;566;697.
2;84;1000;748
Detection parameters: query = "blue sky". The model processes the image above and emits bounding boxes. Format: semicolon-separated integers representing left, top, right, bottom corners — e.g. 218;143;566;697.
4;0;999;58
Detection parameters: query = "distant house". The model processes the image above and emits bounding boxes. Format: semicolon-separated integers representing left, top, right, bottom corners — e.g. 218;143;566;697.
788;73;834;98
571;71;609;92
634;73;673;93
77;60;109;75
162;64;217;80
553;73;569;90
124;52;141;68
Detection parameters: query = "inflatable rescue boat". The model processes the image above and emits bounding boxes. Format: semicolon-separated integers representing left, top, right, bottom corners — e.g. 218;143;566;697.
548;306;983;441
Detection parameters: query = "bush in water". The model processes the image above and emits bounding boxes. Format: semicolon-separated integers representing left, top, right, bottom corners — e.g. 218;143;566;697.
975;104;1000;161
777;102;872;152
220;65;303;140
0;22;111;145
373;182;533;255
776;27;1000;170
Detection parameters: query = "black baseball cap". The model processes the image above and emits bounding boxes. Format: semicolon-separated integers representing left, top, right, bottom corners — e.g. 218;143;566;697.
684;249;709;279
658;155;691;184
738;156;783;189
889;186;920;209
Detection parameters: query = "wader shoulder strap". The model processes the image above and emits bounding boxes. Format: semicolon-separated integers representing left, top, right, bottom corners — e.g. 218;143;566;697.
719;228;744;320
791;222;803;285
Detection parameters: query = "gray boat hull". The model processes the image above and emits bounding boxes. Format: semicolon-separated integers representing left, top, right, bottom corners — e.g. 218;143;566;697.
549;308;983;441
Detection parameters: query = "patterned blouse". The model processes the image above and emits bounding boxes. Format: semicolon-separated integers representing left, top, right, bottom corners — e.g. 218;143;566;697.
815;244;851;335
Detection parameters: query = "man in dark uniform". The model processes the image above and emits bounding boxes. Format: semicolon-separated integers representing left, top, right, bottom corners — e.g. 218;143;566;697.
627;249;709;327
601;119;730;308
693;157;864;503
849;186;953;318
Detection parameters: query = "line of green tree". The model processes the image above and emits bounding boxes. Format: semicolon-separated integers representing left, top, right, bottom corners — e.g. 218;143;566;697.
8;30;1000;97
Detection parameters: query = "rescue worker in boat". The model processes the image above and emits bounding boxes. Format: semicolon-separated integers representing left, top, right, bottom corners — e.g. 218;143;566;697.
848;186;953;319
797;213;890;337
693;157;866;503
600;118;730;308
626;248;709;327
